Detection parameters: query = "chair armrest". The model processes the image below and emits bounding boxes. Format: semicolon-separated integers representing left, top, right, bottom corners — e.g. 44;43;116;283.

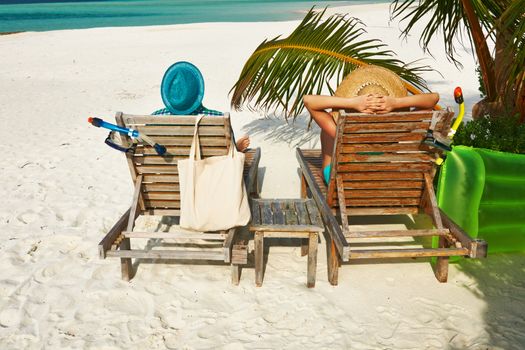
244;147;261;197
296;148;350;261
98;208;131;259
440;208;488;258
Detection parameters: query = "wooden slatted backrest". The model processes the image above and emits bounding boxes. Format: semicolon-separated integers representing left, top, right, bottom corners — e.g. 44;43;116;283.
116;112;232;215
327;109;454;215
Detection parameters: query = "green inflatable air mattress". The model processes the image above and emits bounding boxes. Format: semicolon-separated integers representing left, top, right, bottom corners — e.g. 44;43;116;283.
437;146;525;253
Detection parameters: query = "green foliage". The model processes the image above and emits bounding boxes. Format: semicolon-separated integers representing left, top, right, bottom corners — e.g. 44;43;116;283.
475;65;486;98
453;115;525;154
230;7;432;119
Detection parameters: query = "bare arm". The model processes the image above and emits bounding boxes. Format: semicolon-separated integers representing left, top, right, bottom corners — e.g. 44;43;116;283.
369;93;440;113
303;94;376;114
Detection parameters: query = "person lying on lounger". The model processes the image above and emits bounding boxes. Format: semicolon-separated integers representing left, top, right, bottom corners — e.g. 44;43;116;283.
302;65;439;184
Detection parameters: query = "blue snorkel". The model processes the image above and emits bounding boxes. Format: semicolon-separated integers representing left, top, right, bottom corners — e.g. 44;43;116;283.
88;117;166;156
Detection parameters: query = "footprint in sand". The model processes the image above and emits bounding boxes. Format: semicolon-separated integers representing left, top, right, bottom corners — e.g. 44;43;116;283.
0;308;21;328
16;211;39;225
117;91;143;100
156;309;186;330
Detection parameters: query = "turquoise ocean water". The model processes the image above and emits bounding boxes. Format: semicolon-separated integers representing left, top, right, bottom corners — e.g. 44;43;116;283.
0;0;385;33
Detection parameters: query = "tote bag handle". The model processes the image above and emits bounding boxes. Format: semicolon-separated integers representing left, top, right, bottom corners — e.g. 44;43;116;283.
189;115;235;161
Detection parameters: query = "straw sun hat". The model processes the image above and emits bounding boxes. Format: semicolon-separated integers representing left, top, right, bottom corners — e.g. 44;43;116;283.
335;65;407;98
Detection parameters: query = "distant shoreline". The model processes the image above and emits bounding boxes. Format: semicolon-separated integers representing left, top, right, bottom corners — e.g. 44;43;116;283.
0;0;388;33
0;31;24;35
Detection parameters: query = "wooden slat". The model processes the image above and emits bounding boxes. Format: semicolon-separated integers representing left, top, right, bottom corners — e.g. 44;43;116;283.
342;132;426;143
136;165;179;174
336;189;422;198
284;201;299;225
143;174;179;183
124;231;226;240
106;249;225;260
142;183;179;192
134;125;226;136
232;240;248;266
272;202;285;225
294;201;310;225
341;180;424;189
140;136;228;147
137;146;228;156
342;172;424;181
342;143;427;153
250;200;261;225
123;115;226;126
344;112;433;123
134;156;186;165
346;228;449;238
349;247;469;259
345;207;419;215
345;198;421;206
305;200;322;227
142;192;180;200
339;153;434;163
344;122;430;133
337;163;433;172
249;224;323;233
261;201;273;225
144;200;180;208
146;209;180;216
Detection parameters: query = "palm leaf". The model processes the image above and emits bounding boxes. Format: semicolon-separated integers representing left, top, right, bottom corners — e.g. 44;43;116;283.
390;0;507;65
498;0;525;97
230;7;432;119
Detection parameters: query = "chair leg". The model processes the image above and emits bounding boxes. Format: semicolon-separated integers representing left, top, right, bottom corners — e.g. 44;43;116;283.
307;232;318;288
120;238;133;281
327;238;340;286
255;232;264;287
434;236;449;282
301;239;308;256
231;264;241;285
300;174;307;198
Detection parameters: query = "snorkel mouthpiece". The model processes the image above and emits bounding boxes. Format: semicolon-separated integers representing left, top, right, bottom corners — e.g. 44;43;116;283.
454;87;464;104
423;130;452;152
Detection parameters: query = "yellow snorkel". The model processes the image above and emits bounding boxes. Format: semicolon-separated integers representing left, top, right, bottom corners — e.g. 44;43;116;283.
449;86;465;138
423;87;465;165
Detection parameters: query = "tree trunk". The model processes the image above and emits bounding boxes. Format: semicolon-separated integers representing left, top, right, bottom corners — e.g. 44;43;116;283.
518;75;525;122
460;0;496;101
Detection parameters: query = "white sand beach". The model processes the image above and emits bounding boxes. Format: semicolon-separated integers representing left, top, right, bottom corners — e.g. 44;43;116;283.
1;3;524;349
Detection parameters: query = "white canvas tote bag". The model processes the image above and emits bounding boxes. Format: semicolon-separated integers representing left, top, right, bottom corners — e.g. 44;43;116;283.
178;115;251;231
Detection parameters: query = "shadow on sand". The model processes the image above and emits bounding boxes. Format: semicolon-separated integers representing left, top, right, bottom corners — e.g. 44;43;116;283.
241;113;320;148
456;252;525;349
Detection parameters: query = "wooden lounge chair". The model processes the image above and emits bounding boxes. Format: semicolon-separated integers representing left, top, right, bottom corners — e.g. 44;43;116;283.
296;109;487;285
98;112;260;284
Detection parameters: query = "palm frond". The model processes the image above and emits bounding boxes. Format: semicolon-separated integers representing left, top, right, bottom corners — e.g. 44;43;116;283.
390;0;508;66
230;7;432;119
499;0;525;96
391;0;466;66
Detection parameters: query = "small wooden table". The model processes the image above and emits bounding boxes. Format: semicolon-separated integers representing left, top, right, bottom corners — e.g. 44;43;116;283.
249;199;324;288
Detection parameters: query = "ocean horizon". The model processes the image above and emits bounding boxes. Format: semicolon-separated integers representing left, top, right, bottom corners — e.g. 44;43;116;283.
0;0;386;33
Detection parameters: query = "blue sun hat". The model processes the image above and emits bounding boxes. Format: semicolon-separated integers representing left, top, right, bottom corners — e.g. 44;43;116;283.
160;61;205;115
